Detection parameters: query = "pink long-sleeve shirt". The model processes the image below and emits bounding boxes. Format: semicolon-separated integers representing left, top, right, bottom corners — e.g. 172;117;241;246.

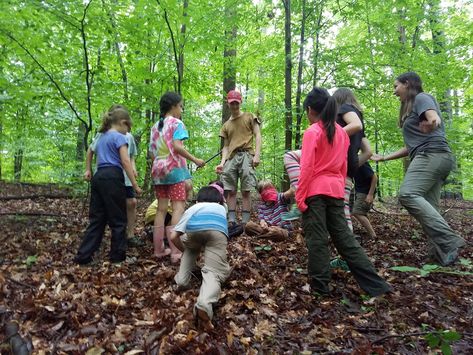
295;120;349;212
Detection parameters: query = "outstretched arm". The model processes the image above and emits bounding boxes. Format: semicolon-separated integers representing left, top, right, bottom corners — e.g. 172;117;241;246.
172;140;205;167
371;147;408;162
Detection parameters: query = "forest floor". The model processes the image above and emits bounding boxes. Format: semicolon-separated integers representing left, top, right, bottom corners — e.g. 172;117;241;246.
0;181;472;354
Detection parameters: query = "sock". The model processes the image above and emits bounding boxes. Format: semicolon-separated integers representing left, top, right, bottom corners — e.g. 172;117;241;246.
228;210;236;223
242;210;251;224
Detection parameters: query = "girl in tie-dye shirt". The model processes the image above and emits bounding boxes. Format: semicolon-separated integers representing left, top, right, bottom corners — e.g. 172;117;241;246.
149;92;205;263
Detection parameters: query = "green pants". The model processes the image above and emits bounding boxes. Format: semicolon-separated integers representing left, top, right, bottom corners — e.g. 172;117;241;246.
302;195;391;296
399;152;465;266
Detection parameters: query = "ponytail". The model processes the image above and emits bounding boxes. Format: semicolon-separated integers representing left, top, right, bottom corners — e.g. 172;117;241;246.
303;87;339;144
99;111;113;133
320;96;338;144
98;105;131;133
158;91;182;131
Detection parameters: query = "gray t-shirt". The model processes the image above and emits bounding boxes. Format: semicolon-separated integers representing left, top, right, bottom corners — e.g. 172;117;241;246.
402;93;451;159
90;132;137;186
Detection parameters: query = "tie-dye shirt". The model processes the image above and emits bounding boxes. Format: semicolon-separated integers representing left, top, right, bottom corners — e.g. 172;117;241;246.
149;116;191;185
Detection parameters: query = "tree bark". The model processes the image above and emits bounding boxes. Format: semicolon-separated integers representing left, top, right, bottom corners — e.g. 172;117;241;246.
294;0;307;149
221;0;237;151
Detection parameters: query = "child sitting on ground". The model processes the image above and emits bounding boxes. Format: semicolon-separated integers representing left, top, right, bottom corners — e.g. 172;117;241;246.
169;184;231;328
244;179;293;240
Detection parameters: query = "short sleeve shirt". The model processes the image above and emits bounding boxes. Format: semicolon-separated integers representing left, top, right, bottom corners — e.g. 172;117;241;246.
257;193;292;231
402;93;450;159
354;162;375;194
149;116;191;185
91;132;137;186
220;112;261;159
337;104;365;178
94;131;128;169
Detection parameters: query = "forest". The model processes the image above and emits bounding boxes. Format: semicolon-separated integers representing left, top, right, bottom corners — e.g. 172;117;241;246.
1;0;473;353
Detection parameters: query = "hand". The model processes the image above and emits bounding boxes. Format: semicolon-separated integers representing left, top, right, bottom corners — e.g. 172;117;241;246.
194;158;205;168
365;194;374;204
252;155;260;168
260;220;269;229
134;185;143;195
215;164;224;174
371;154;384;162
419;119;440;133
84;170;92;181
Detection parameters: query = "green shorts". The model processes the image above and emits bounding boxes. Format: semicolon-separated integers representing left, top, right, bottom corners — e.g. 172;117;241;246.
221;151;256;192
352;192;372;216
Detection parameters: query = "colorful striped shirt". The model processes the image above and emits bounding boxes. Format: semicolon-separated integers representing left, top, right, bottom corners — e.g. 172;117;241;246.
257;193;292;230
175;202;228;238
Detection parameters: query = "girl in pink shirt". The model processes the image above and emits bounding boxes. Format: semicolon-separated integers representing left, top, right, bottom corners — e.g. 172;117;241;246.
296;87;391;297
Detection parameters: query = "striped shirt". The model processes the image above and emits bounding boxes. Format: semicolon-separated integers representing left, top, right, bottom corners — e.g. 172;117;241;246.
175;202;228;238
258;193;292;230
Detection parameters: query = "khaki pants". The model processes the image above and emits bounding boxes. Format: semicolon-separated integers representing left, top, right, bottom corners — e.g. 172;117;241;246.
399;152;465;265
174;230;230;319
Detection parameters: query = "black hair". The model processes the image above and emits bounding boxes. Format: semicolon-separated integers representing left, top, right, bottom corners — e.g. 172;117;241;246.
196;186;224;204
158;91;182;131
396;72;424;127
303;87;338;144
98;105;131;133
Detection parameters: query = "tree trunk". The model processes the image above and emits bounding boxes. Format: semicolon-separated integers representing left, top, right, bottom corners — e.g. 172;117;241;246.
282;0;292;191
221;0;237;149
294;0;307;149
177;0;189;95
14;148;23;182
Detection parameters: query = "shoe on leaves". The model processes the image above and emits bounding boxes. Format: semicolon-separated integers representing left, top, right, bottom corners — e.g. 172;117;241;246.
281;205;302;221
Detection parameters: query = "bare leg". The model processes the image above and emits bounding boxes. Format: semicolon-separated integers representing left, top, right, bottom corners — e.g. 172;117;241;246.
241;190;251;223
353;214;376;238
226;190;237;223
126;197;137;238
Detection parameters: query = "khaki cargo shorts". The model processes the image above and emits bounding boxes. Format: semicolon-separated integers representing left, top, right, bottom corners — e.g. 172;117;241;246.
221;151;256;192
352;192;373;216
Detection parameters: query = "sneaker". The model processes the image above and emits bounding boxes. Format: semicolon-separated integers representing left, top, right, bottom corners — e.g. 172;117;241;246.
127;237;145;248
281;205;302;221
330;258;349;271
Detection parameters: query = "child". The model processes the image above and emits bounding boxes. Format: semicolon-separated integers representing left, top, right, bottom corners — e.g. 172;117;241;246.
296;87;391;296
170;184;230;326
150;92;205;263
244;179;293;240
85;106;141;246
75;106;142;265
215;90;262;224
352;161;377;238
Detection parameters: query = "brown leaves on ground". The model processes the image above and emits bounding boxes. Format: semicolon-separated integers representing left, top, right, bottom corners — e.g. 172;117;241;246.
0;184;472;354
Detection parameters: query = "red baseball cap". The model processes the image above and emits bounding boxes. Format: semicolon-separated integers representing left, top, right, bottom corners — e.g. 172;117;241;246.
227;90;242;103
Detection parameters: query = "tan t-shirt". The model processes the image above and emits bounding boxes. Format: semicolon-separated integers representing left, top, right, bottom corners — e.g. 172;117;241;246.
220;112;261;159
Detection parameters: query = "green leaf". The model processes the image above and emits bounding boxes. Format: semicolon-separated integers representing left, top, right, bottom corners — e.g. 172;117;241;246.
459;258;472;267
440;342;453;355
25;255;37;267
425;333;440;348
442;330;461;341
422;264;440;271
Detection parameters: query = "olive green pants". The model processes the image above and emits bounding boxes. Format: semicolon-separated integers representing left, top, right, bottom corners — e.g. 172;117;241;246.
302;195;391;296
399;152;465;265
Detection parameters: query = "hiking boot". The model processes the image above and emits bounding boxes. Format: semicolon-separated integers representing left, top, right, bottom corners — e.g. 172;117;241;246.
281;205;302;221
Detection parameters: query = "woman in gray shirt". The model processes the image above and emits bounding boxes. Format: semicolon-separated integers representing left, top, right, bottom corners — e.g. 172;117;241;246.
372;72;465;266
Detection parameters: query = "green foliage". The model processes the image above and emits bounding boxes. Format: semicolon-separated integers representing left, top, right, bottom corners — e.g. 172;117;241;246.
424;330;461;355
25;255;37;268
391;259;473;276
0;0;472;198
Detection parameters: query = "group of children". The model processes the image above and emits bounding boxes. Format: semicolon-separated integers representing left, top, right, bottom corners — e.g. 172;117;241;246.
76;72;465;324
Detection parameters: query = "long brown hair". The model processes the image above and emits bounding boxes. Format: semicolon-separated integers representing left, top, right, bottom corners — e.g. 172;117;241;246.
99;105;131;133
333;88;363;114
396;72;423;127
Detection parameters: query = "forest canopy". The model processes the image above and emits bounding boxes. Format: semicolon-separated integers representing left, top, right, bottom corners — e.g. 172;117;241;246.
1;0;472;198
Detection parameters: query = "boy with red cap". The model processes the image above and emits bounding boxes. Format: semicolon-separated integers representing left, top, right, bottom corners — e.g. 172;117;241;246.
216;90;262;224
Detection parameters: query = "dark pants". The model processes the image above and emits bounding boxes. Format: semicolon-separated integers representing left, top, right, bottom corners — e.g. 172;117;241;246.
76;167;127;263
302;195;391;296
